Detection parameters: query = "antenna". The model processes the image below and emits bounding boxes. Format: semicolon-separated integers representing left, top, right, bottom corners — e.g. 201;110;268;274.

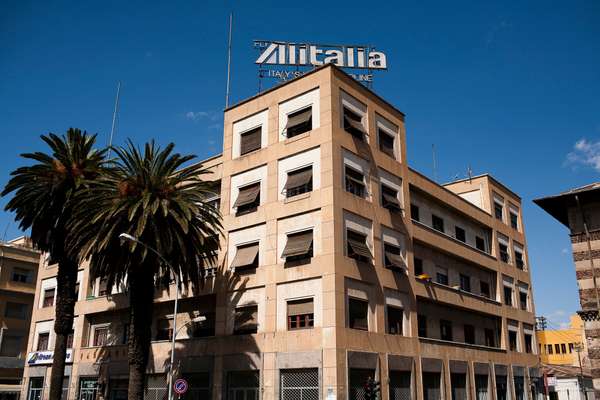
432;144;438;182
225;13;233;108
107;81;121;157
467;165;473;183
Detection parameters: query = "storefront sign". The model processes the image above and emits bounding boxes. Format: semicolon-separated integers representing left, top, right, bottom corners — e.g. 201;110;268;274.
546;376;557;387
255;41;387;70
27;350;73;365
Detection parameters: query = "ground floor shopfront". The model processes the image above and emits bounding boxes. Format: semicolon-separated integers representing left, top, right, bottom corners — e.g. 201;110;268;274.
22;350;542;400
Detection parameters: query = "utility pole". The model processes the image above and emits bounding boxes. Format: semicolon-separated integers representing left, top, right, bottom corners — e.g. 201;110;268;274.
574;342;585;399
536;316;548;331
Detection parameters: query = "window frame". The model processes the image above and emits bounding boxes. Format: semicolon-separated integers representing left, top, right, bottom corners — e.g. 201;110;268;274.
239;126;262;156
348;297;369;331
432;214;444;233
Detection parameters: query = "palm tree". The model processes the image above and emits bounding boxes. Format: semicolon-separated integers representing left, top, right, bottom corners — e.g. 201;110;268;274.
69;140;221;400
2;129;107;400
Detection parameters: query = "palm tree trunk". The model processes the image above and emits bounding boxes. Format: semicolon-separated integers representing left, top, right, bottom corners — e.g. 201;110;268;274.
49;258;78;400
127;270;155;400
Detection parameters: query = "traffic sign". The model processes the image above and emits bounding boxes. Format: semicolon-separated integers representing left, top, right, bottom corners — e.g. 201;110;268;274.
174;378;188;395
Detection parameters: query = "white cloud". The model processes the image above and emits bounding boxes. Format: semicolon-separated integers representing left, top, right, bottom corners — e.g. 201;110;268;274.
566;138;600;171
561;248;569;255
185;111;221;122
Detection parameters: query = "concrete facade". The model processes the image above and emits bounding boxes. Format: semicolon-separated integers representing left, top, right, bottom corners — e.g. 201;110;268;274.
21;64;539;400
0;237;40;399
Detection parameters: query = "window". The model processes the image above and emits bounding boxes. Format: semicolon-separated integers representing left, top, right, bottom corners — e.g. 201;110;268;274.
561;343;567;354
231;242;259;271
515;250;524;270
411;204;420;221
569;343;574;353
414;257;423;276
280;369;319;400
418;314;427;337
508;330;518;351
423;372;442;400
555;344;560;354
475;375;489;400
28;377;44;400
436;267;448;285
440;320;453;341
389;371;411;400
191;313;215;338
476;236;486;252
494;201;504;221
240;126;261;155
464;324;475;344
432;215;444;233
454;226;466;242
66;330;74;348
348;298;368;330
485;328;496;347
98;277;108;297
234;182;260;215
451;373;467;400
525;334;533;353
459;274;471;292
343;107;365;140
93;326;109;346
387;305;403;335
287;298;314;330
283;166;313;197
519;291;528;310
282;230;313;263
499;243;509;263
78;378;100;400
547;344;553;354
345;166;366;197
480;281;491;298
510;211;519;230
227;370;259;400
378;129;395;157
37;332;50;351
5;302;28;319
384;243;405;271
381;185;401;212
503;286;513;306
346;230;372;263
0;333;23;357
284;107;312;138
234;305;258;335
43;288;55;307
11;267;32;283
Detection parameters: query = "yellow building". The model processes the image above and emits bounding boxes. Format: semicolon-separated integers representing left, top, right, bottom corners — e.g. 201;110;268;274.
537;315;587;366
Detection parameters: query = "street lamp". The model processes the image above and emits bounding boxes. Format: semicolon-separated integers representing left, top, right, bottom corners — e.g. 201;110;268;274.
118;233;180;400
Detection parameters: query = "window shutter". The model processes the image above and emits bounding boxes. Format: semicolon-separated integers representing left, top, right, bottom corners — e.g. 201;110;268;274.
234;306;258;331
287;298;314;316
285;107;312;132
281;231;313;258
233;184;260;208
240;127;261;155
231;243;259;269
283;168;313;192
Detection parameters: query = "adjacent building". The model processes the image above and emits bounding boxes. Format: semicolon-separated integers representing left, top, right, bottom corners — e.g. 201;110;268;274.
542;364;594;400
0;237;40;400
537;315;588;367
535;183;600;399
21;64;540;400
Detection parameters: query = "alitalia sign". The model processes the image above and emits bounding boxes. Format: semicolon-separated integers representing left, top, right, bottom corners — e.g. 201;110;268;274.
254;40;387;82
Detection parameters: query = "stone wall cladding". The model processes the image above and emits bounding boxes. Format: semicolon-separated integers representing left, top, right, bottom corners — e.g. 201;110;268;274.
576;269;600;280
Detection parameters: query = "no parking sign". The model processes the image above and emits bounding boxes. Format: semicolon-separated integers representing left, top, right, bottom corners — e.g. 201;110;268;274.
174;378;188;396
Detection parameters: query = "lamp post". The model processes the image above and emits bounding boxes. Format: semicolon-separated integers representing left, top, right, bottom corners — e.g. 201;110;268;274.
118;233;180;400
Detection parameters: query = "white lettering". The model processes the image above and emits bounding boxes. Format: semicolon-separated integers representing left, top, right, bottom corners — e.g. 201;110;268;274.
256;43;278;65
323;49;343;66
368;51;387;69
309;45;323;65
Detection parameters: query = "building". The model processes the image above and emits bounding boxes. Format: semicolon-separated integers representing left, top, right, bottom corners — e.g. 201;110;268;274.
21;64;540;400
542;364;594;400
0;237;40;400
537;315;588;367
535;183;600;398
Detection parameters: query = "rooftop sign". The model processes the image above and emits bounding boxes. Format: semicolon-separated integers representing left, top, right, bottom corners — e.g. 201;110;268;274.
255;41;387;70
254;40;387;84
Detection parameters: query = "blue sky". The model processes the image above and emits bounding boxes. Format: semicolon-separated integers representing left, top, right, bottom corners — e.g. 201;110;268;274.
2;1;599;328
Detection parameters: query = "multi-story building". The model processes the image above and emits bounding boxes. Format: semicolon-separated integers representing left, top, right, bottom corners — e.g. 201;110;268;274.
0;237;40;400
535;183;600;398
537;314;588;367
21;64;540;400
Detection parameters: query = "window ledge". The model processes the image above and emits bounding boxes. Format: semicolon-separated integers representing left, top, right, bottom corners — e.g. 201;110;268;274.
419;337;505;352
284;192;311;203
416;279;502;305
284;131;311;144
412;220;496;260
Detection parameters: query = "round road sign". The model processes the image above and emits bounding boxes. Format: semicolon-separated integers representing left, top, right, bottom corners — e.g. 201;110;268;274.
174;378;188;395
